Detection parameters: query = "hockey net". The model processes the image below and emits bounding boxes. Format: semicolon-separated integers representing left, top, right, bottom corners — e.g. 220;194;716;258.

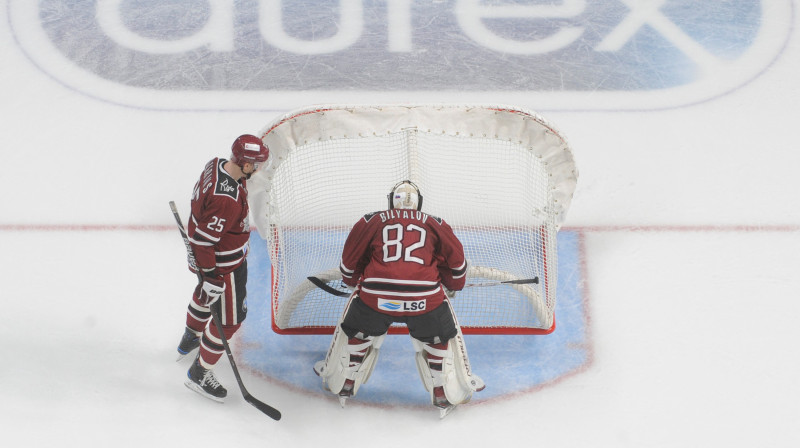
248;104;578;335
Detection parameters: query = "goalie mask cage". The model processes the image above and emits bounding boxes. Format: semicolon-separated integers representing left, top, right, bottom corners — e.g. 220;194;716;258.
248;104;577;335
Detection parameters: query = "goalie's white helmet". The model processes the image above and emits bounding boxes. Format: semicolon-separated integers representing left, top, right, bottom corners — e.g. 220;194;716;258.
388;180;423;211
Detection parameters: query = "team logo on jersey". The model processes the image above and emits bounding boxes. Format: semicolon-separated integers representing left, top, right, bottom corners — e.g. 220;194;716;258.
377;298;426;312
214;170;240;200
9;0;792;110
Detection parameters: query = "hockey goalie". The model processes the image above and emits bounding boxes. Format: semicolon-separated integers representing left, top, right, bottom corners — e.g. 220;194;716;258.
313;180;485;418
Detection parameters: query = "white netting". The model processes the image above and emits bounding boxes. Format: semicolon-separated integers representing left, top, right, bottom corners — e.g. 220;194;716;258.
248;104;577;334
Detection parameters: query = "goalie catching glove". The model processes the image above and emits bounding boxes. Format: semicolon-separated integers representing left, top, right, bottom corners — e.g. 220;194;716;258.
196;273;225;307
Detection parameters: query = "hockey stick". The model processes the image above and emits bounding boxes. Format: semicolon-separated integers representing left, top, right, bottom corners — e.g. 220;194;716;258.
463;277;539;287
307;276;349;297
306;275;539;296
169;201;282;421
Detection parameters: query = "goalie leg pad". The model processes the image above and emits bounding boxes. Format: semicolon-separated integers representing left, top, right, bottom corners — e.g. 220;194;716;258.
347;332;385;396
412;338;435;393
450;331;485;394
412;333;485;406
316;326;386;397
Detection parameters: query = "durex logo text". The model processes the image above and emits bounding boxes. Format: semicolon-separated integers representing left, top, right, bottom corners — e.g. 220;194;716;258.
9;0;793;110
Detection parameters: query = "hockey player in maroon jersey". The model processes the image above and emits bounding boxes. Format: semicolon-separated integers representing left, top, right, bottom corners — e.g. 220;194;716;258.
314;180;485;418
176;134;269;402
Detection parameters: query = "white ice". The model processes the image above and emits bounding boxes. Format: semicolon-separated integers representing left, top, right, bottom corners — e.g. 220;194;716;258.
1;2;799;447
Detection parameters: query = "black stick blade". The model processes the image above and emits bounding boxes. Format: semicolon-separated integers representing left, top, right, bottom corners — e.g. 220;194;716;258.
505;277;539;285
245;394;282;421
307;276;350;297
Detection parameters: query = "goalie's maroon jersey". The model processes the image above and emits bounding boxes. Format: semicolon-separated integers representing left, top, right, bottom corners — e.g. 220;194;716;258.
187;158;251;276
340;209;467;317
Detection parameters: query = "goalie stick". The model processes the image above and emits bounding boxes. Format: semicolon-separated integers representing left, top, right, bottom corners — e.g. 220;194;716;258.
307;275;539;297
463;277;539;287
307;276;351;297
169;201;282;421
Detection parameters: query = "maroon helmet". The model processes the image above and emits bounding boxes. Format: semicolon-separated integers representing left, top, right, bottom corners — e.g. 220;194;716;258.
230;134;269;169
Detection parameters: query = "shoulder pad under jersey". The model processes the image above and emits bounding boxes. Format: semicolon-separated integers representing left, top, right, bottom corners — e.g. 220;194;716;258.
427;214;443;225
362;211;381;223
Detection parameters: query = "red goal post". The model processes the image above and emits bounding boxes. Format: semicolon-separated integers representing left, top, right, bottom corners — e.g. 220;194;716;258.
248;104;578;335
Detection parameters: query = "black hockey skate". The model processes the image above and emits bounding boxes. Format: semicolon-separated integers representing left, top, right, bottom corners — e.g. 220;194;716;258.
176;327;201;361
185;356;227;402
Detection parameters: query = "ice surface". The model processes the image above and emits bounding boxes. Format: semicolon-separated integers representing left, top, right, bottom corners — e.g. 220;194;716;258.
2;1;799;447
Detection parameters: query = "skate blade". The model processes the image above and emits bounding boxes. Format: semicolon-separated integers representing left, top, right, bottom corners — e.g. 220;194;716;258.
184;380;225;403
338;396;348;408
438;405;457;419
176;347;198;362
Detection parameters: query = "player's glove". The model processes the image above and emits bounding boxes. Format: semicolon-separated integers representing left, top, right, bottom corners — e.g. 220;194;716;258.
444;287;457;299
196;275;225;307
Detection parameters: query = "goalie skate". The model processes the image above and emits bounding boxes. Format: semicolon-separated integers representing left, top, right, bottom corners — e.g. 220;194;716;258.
337;379;356;408
314;360;357;408
433;386;457;419
314;322;385;403
412;324;485;415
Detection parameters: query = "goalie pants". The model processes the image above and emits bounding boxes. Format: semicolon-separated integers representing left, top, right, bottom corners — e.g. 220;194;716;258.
341;296;457;345
185;260;248;368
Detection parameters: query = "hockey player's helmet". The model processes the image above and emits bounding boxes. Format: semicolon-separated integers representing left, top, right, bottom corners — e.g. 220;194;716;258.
388;180;423;211
231;134;269;170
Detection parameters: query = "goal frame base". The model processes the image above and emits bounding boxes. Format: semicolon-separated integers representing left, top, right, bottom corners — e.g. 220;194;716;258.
270;319;556;336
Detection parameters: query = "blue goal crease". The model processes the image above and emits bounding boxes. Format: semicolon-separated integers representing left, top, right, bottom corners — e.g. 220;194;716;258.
240;230;589;406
